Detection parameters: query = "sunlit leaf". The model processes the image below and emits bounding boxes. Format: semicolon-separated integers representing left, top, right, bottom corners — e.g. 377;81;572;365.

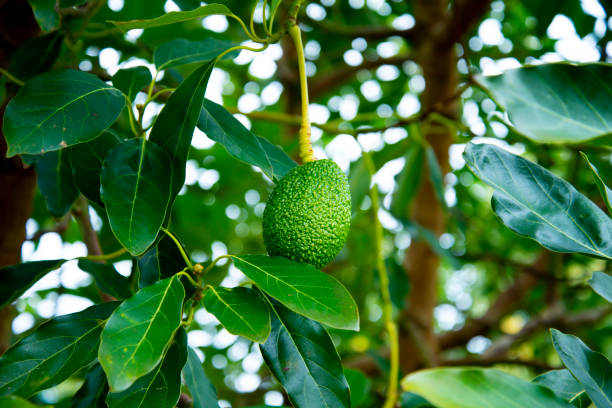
183;347;220;408
154;38;237;70
532;369;591;407
0;260;65;307
0;395;45;408
111;4;234;31
36;149;79;217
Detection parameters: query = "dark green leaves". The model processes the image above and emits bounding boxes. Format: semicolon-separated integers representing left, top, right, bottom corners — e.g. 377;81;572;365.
78;260;132;299
590;272;612;302
401;367;572;408
112;67;152;102
3;70;124;157
28;0;59;31
154;39;237;71
464;143;612;259
71;364;108;408
0;302;119;397
551;329;612;408
582;152;612;214
101;138;172;255
0;260;65;307
203;286;270;343
149;61;214;199
99;276;185;392
260;301;351;408
107;329;188;408
481;64;612;143
111;4;233;31
138;235;188;288
532;369;590;406
37;149;79;217
230;255;359;331
198;99;296;182
183;347;220;408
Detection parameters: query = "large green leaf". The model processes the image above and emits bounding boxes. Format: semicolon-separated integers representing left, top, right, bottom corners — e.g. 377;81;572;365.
154;38;237;71
197;100;296;182
582;152;612;215
36;149;79;217
8;31;63;81
99;276;185;392
203;286;271;343
344;369;371;407
111;4;233;31
70;364;108;408
183;347;220;408
481;64;612;144
101;138;172;255
112;67;152;102
77;260;133;300
532;369;591;407
230;255;359;331
3;70;124;157
0;302;119;397
551;329;612;408
590;272;612;302
391;143;423;218
149;61;214;199
260;300;351;408
107;329;188;408
0;395;45;408
401;367;572;408
69;130;122;208
0;260;65;307
464;143;612;259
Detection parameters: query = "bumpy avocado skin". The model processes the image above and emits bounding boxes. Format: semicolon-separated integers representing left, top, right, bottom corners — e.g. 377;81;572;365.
262;159;351;269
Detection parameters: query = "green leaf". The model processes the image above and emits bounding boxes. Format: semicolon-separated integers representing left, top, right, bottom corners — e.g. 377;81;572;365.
230;255;359;331
481;64;612;143
0;260;65;307
149;61;214;199
101;138;172;255
391;143;424;218
28;0;59;31
349;158;370;213
198;99;297;182
532;369;590;406
107;328;188;408
69;130;122;208
401;367;573;408
36;149;79;217
0;302;119;397
99;276;185;392
111;4;234;31
112;67;152;102
8;31;63;81
590;271;612;302
183;346;220;408
463;143;612;259
3;69;125;157
344;369;371;407
551;329;612;408
260;300;351;408
426;145;445;208
581;152;612;215
0;395;45;408
77;260;133;299
154;38;237;71
70;364;108;408
400;392;434;408
203;286;271;343
138;235;188;288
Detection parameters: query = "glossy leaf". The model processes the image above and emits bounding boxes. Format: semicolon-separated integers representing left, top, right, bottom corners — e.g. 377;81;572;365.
107;328;188;408
532;369;590;405
78;260;132;299
582;152;612;214
203;286;270;343
28;0;59;31
37;149;79;217
70;364;108;408
401;367;572;408
230;255;359;331
3;70;124;157
112;66;152;102
590;271;612;302
0;260;65;307
391;143;424;218
260;300;351;408
149;61;214;199
0;395;44;408
99;276;185;392
0;302;119;397
69;130;122;208
344;369;371;407
154;38;237;70
481;64;612;143
551;329;612;408
101;138;172;255
138;235;188;288
464;142;612;259
111;4;233;31
198;99;297;182
183;346;220;408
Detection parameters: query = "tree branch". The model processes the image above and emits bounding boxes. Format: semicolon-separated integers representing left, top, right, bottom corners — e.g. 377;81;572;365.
444;0;492;42
303;16;415;41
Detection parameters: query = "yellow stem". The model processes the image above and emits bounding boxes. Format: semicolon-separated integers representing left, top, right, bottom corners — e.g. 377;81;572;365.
124;96;141;136
79;247;127;262
262;0;271;36
214;43;268;65
363;151;399;408
176;271;200;288
161;227;193;269
203;254;232;275
0;67;25;86
289;23;314;163
149;87;175;101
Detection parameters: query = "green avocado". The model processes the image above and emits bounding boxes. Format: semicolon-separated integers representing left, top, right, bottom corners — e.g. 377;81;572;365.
262;159;351;269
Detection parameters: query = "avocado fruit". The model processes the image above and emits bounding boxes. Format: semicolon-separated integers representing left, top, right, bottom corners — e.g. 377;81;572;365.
262;159;351;269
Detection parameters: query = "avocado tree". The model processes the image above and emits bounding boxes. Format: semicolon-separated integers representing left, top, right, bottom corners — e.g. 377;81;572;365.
0;0;611;407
